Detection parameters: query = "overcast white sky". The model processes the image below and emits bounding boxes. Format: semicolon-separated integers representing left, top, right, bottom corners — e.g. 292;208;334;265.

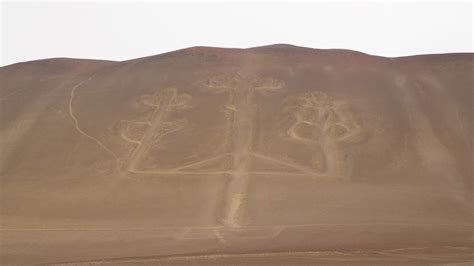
1;1;472;66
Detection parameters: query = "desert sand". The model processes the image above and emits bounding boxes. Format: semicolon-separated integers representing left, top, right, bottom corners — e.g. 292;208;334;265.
0;44;472;265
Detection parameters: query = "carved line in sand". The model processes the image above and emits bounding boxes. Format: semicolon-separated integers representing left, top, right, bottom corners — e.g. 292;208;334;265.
58;245;472;264
6;223;472;247
68;77;121;171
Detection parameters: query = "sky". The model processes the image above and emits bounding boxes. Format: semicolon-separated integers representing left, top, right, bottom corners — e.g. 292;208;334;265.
1;1;472;66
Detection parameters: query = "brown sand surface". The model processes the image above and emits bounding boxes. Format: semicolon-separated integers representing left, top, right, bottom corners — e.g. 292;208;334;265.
0;44;472;264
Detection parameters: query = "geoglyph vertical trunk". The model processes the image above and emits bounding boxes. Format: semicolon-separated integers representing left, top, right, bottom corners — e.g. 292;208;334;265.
223;86;253;227
205;72;284;227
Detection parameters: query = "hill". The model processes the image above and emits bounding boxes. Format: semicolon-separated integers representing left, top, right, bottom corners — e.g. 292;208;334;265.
0;45;472;264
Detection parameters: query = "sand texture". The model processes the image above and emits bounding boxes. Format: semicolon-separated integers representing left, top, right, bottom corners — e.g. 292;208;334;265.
0;45;472;265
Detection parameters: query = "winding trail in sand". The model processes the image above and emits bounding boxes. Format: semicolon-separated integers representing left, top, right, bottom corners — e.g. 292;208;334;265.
68;77;120;170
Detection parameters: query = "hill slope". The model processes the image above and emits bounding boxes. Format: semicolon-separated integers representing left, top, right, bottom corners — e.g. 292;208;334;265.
0;45;472;264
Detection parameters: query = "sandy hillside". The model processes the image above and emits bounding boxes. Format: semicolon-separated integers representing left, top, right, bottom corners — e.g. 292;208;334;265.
0;44;472;265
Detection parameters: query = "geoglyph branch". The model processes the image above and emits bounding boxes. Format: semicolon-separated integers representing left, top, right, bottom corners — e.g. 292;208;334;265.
285;91;364;178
